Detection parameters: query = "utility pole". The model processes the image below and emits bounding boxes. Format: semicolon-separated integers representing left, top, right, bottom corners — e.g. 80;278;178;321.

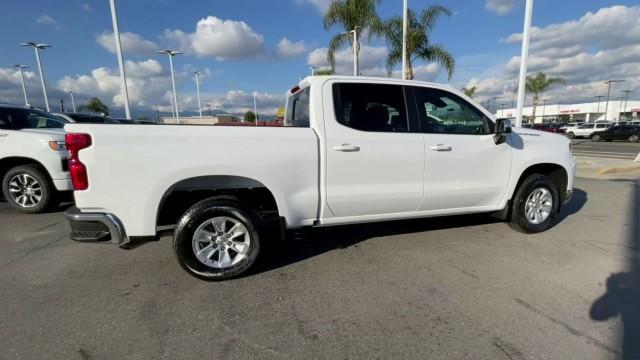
109;0;132;119
157;50;182;123
621;90;633;121
194;71;203;119
604;80;624;121
515;0;534;127
11;65;29;106
20;42;51;111
402;0;408;80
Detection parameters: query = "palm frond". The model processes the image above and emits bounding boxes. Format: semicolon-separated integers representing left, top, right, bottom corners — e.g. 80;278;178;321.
327;33;351;70
417;44;455;79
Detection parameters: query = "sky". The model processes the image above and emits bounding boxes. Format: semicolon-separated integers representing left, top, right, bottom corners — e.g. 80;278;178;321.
0;0;638;117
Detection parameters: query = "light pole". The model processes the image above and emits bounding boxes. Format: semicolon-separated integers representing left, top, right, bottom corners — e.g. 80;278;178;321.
621;90;633;121
158;50;182;123
108;0;132;119
349;27;360;76
402;0;408;80
69;92;76;112
20;42;51;111
541;99;550;120
11;65;29;106
253;92;259;126
492;96;503;115
594;95;605;115
310;66;316;76
515;0;534;127
498;103;506;118
194;71;203;119
604;80;624;121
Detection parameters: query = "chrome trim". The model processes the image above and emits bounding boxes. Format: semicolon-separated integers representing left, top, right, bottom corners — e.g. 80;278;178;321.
65;208;129;246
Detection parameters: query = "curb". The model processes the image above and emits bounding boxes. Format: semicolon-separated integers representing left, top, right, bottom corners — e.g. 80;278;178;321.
596;165;640;176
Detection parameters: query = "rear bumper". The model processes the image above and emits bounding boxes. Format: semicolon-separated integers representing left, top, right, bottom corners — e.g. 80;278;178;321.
65;207;129;246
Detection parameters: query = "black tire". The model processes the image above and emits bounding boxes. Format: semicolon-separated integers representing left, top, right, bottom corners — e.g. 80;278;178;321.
591;134;601;142
1;165;56;214
510;174;560;234
173;197;262;281
629;135;639;143
567;132;575;139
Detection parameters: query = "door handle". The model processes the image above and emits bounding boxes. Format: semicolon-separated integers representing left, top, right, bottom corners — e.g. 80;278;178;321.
429;144;452;152
332;143;360;152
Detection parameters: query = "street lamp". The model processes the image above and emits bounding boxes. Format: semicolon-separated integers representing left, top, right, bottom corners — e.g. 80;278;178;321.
69;92;76;112
253;92;259;127
19;42;51;111
157;49;182;123
343;27;360;76
402;0;408;80
108;0;132;119
194;71;203;119
11;65;29;106
604;80;624;120
310;66;316;76
621;90;633;121
515;0;534;127
594;95;605;115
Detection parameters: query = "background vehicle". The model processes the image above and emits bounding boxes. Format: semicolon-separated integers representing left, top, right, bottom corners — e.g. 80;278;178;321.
65;76;576;281
531;124;566;134
0;105;72;213
55;113;121;124
590;125;640;142
568;122;611;139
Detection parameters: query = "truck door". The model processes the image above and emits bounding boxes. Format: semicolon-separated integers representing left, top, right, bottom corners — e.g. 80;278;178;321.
408;86;512;211
322;82;425;218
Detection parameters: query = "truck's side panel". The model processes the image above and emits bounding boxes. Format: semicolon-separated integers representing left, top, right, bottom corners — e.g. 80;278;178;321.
66;124;319;236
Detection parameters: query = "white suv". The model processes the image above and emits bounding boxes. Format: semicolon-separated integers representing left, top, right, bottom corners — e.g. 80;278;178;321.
568;122;611;139
0;105;73;213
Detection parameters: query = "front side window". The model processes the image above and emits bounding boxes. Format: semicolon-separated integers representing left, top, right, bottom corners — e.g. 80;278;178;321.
9;109;65;130
285;87;310;127
596;123;607;129
333;83;408;132
412;87;492;135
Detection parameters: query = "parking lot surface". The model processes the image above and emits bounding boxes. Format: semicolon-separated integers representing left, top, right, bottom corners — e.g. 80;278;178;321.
571;139;640;160
1;177;638;360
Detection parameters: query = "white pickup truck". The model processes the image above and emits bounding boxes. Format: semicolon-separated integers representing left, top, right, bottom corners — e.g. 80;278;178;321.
65;76;576;281
0;105;73;213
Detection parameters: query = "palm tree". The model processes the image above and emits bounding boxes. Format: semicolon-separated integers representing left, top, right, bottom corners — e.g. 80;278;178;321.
525;72;565;121
462;86;477;98
380;5;454;80
323;0;383;71
78;97;109;115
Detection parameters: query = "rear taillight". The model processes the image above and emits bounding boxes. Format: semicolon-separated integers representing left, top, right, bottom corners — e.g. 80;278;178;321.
65;133;92;190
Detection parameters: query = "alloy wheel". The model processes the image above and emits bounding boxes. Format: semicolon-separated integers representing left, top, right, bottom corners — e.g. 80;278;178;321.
8;173;42;208
191;216;251;269
524;187;553;225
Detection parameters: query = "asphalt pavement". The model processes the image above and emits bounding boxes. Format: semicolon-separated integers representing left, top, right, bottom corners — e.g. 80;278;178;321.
1;178;639;360
571;139;640;160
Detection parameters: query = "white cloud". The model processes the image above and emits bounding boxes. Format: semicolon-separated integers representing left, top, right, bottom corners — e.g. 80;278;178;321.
164;16;265;60
466;5;640;105
36;15;61;30
485;0;517;15
96;32;158;56
205;90;284;115
276;38;308;58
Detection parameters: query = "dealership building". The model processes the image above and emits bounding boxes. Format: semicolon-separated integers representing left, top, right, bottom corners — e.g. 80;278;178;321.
496;100;640;123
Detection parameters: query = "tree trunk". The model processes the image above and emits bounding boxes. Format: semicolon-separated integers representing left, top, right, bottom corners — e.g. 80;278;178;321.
406;58;414;80
531;94;539;123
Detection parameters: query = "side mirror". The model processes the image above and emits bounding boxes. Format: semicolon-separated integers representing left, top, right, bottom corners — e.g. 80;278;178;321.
494;118;512;145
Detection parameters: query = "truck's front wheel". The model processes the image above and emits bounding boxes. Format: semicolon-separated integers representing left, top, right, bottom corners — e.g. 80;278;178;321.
173;198;261;281
510;174;560;233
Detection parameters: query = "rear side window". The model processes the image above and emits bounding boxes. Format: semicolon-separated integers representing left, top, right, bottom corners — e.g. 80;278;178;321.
596;123;607;129
0;109;11;129
333;83;408;132
285;87;310;127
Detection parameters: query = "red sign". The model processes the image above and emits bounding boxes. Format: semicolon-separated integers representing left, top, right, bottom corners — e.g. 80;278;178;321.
560;109;580;114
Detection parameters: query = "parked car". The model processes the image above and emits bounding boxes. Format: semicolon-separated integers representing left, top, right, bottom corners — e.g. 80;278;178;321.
55;112;121;124
560;122;583;134
64;76;576;281
0;105;73;213
567;122;611;139
531;124;566;134
590;125;640;143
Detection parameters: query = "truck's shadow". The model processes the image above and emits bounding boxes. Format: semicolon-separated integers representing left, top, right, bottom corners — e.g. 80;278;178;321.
590;180;640;359
256;188;588;274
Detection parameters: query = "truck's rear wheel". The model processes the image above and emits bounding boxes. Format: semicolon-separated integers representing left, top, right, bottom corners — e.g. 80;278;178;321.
173;198;261;281
2;165;55;214
629;135;639;143
510;174;560;234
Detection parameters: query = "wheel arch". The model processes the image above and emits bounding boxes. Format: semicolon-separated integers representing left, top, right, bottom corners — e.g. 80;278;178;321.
512;163;569;203
0;157;53;184
156;175;281;228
